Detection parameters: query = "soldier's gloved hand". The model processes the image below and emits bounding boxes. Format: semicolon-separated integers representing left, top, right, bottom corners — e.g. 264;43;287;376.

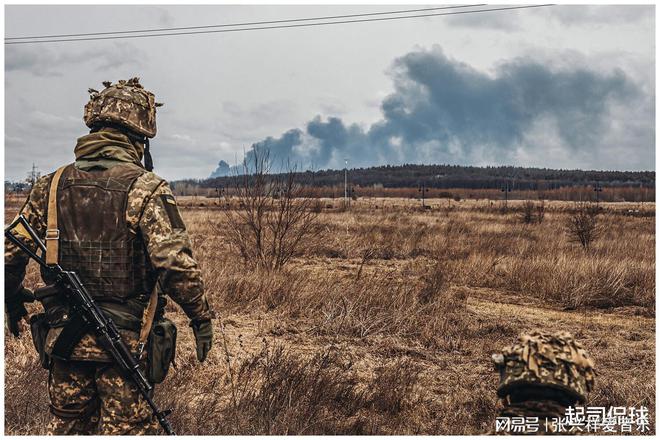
6;287;35;337
191;319;213;363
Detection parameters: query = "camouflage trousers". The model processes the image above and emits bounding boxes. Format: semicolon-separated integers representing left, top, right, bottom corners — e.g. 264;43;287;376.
47;358;160;435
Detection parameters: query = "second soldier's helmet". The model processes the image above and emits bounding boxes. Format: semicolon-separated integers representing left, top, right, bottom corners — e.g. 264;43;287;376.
84;77;162;138
492;331;596;403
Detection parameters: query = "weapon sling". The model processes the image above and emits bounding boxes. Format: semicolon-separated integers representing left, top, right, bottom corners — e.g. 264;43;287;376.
45;165;66;265
45;165;89;359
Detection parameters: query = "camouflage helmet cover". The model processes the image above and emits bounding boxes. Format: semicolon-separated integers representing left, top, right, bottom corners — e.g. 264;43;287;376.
84;77;162;138
492;331;596;403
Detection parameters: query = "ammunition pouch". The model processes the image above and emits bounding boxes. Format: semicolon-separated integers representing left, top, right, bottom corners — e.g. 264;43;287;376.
33;284;82;361
32;285;66;366
29;313;51;369
147;318;177;384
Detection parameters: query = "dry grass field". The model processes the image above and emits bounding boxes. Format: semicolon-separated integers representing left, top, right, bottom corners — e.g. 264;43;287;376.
5;196;655;435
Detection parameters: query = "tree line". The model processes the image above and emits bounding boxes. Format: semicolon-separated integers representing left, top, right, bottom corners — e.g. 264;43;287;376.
175;163;654;192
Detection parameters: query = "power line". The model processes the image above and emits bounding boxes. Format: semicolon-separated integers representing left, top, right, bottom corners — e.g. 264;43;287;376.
6;5;485;40
7;5;551;44
6;5;554;45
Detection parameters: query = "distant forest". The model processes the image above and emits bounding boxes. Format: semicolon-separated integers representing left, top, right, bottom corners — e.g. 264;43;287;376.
4;163;654;203
174;164;654;192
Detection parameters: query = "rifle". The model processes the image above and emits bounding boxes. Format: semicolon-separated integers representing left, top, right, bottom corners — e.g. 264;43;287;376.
5;214;175;435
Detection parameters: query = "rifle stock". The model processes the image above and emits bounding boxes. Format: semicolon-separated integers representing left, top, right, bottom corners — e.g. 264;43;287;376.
5;215;176;435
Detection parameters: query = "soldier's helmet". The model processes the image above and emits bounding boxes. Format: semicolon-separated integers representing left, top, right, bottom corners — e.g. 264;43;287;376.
84;77;162;138
492;331;596;403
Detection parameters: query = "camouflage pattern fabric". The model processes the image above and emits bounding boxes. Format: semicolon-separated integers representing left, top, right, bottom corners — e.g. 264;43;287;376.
47;358;160;435
492;331;595;403
45;328;142;362
5;143;213;361
4;79;210;434
74;129;144;166
4;176;50;299
128;173;211;321
84;78;162;138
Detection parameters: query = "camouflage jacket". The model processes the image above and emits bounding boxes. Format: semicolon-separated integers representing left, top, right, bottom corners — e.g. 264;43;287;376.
5;131;213;360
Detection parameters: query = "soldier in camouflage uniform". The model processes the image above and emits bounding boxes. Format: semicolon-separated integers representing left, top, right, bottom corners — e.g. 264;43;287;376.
490;331;596;435
5;78;215;435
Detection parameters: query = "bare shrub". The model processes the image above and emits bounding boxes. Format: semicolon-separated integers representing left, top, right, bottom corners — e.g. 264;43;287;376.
220;148;322;271
519;200;537;224
566;202;601;249
518;200;544;224
536;200;545;223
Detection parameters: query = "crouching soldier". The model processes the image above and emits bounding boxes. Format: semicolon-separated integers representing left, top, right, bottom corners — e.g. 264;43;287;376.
491;331;596;435
5;78;215;435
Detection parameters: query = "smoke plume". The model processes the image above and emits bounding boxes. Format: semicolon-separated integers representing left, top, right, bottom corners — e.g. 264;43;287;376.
229;46;650;173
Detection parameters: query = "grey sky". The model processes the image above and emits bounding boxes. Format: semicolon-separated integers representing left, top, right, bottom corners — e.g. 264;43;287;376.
5;4;655;181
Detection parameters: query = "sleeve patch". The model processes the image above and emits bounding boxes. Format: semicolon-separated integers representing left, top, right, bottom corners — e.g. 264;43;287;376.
160;194;186;230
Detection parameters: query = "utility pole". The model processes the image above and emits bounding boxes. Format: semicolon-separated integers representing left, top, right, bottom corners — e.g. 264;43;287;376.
593;182;603;207
344;158;349;209
215;186;224;205
501;182;512;210
418;184;429;209
27;163;40;189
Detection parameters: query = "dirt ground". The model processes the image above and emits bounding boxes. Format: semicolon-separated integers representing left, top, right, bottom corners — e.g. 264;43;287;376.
4;197;655;435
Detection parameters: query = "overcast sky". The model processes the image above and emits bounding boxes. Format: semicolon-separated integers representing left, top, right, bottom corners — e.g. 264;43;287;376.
5;4;655;181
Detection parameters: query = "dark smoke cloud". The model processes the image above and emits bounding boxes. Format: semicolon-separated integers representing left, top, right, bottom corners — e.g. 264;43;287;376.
231;46;649;173
242;129;303;172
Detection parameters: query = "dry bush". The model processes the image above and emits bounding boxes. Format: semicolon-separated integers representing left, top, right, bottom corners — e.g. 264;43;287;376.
518;200;537;224
566;202;601;249
518;200;545;224
536;201;546;223
219;148;322;271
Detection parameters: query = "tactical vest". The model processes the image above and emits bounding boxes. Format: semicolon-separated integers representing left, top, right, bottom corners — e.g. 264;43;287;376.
45;163;154;303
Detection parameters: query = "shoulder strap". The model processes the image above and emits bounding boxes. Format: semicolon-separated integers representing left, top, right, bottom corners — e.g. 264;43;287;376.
45;165;68;265
138;282;160;355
